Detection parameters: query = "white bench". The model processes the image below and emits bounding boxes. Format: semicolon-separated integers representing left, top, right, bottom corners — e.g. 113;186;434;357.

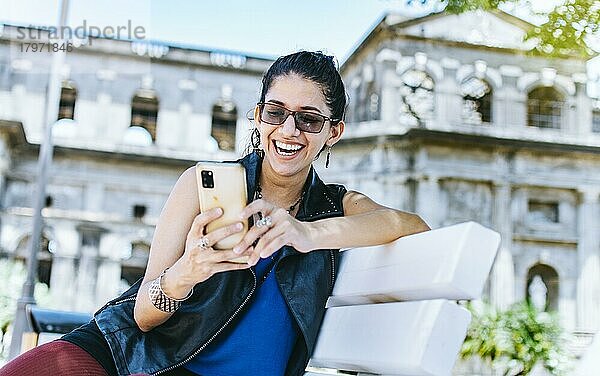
305;221;500;376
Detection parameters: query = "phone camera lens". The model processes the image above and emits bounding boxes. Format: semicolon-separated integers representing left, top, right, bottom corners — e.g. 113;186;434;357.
201;170;214;188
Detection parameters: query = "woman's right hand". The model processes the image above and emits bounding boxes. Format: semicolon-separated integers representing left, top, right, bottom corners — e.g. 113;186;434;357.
162;207;252;298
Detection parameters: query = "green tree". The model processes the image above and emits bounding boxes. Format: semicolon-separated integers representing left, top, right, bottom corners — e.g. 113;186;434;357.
408;0;600;57
461;301;571;375
0;259;52;363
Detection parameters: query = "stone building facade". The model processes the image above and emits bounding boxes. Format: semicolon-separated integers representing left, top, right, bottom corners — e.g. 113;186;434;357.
0;8;599;366
323;10;600;363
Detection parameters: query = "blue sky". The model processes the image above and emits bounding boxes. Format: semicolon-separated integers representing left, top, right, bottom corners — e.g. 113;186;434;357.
1;0;598;84
0;0;571;61
1;0;443;61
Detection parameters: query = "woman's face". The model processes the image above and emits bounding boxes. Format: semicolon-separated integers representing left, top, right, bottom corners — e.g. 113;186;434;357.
255;74;344;177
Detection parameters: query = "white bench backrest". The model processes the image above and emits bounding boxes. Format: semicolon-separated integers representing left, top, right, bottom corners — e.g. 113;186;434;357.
306;221;500;376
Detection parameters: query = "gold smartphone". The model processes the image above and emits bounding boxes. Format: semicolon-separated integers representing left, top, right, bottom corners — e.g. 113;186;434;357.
195;161;249;264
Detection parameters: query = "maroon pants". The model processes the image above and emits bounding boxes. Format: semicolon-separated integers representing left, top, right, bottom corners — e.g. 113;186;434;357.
0;340;148;376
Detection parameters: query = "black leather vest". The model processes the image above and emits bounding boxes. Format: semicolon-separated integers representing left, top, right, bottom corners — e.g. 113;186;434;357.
93;151;347;376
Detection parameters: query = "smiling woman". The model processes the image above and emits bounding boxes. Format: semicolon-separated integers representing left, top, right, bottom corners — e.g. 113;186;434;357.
0;51;430;376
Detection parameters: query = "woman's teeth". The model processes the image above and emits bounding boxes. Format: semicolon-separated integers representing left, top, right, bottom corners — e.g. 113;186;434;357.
274;140;303;156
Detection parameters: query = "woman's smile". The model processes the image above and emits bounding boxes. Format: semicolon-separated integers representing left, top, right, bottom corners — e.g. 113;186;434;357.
272;139;305;158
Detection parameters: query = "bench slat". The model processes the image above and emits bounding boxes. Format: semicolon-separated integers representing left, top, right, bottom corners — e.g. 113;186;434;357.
326;222;499;308
309;300;471;376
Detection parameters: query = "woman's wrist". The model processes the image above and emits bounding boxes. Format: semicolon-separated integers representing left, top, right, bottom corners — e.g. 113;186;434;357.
160;262;196;300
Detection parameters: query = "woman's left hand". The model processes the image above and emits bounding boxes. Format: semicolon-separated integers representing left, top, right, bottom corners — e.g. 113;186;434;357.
233;199;316;265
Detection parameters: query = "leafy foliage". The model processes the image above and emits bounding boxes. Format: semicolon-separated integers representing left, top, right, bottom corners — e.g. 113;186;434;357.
461;301;571;375
0;259;52;363
525;0;600;57
443;0;520;12
408;0;600;57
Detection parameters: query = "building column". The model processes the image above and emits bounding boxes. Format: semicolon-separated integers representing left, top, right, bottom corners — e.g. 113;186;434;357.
385;175;409;211
576;187;600;331
75;224;105;312
565;96;578;134
501;74;525;129
413;147;441;228
50;255;77;309
574;80;592;135
490;182;515;310
93;69;115;141
380;67;398;123
436;67;460;128
415;174;441;229
47;224;80;310
96;232;126;306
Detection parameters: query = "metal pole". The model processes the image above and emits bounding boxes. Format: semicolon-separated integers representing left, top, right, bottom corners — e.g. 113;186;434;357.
8;0;70;359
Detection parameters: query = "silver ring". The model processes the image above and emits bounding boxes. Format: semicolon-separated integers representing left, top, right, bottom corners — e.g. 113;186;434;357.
264;216;272;227
196;236;210;250
256;216;273;228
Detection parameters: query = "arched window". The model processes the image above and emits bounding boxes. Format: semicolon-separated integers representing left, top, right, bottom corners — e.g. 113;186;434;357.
399;69;434;125
120;241;149;289
527;86;564;129
15;235;53;286
461;77;492;124
526;263;559;312
593;102;600;133
359;81;379;122
211;98;238;151
131;89;159;142
58;81;77;120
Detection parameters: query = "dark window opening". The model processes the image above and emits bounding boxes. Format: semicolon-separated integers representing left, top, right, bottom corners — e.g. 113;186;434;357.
37;257;52;286
211;101;237;151
131;90;159;142
58;82;77;120
593;109;600;133
133;204;146;219
15;237;53;286
527;87;564;129
461;77;492;123
45;195;53;208
528;200;559;223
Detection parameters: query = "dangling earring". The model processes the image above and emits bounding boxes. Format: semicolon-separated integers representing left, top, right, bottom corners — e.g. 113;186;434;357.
325;145;332;168
251;127;264;157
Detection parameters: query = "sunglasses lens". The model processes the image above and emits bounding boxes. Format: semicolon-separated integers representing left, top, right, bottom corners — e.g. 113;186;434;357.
261;104;288;124
295;112;325;133
259;103;326;133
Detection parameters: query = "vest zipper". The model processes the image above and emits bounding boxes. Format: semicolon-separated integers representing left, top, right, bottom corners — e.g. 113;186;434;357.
113;296;136;304
95;295;137;314
329;250;336;295
151;268;258;375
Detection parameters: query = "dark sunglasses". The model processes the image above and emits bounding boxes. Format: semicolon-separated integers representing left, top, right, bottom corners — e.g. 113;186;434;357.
257;102;340;134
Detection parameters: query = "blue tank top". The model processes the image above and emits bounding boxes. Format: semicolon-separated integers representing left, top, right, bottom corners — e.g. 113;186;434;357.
183;249;298;376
